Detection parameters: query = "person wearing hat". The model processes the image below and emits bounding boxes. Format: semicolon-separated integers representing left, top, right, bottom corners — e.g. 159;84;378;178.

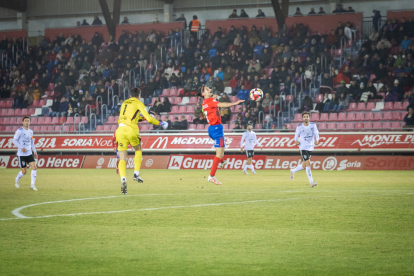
239;9;249;18
298;91;313;113
294;7;303;16
240;121;262;174
385;79;403;102
228;9;238;19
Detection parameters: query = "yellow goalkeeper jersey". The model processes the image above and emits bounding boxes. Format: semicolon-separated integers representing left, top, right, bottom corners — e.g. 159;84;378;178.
117;97;160;129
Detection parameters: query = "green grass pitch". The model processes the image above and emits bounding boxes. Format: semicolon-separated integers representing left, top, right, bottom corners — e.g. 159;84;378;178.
0;169;413;275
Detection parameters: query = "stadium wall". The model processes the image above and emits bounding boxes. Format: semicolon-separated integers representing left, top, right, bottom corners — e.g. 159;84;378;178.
1;154;414;171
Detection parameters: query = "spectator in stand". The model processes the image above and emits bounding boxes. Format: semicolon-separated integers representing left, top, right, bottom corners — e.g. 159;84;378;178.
403;108;414;129
333;4;346;13
216;67;224;80
189;15;200;38
334;92;349;112
385;79;403;102
377;36;392;49
172;117;181;131
176;14;187;29
321;73;333;87
318;7;326;14
323;93;337;112
179;115;188;130
256;9;265;18
347;80;362;102
228;9;238;19
298;92;313;113
213;76;224;93
81;19;89;26
372;10;382;32
262;93;272;111
308;8;316;15
92;16;103;26
152;115;164;131
401;36;412;50
121;17;129;24
294;7;303;16
239;9;249;18
347;7;355;13
237;85;249;101
232;122;242;132
163;116;173;130
315;93;330;113
0;84;10;98
48;98;60;117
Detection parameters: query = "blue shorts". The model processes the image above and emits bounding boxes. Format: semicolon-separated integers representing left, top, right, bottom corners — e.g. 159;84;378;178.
116;149;119;159
208;124;225;148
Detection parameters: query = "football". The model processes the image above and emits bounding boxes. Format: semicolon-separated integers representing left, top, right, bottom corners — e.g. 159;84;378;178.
250;88;264;101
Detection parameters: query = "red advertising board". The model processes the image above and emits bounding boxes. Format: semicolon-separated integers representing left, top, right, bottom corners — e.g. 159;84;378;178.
3;155;84;169
1;133;412;152
82;155;170;169
169;155;414;171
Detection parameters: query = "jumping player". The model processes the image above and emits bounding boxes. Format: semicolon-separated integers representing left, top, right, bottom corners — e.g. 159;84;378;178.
240;121;262;174
13;116;38;191
116;87;166;194
290;112;319;187
198;86;244;184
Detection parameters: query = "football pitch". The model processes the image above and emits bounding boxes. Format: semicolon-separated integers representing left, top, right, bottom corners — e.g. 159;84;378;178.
0;169;413;276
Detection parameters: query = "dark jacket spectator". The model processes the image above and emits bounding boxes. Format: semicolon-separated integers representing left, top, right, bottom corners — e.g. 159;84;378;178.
92;16;103;26
404;108;414;127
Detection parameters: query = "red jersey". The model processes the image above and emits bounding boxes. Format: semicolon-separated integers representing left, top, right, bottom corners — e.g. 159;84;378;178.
202;98;222;126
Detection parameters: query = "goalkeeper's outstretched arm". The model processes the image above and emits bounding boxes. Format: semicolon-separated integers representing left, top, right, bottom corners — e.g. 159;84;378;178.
136;101;160;126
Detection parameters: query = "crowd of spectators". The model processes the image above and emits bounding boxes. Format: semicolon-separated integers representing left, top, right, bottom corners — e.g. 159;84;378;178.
1;9;414;131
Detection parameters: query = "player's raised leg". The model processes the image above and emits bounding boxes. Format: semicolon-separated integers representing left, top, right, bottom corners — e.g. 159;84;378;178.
132;143;143;183
29;161;38;191
290;161;304;180
208;145;224;185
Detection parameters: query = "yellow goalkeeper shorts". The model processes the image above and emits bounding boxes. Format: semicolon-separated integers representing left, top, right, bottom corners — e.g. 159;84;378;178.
115;126;141;151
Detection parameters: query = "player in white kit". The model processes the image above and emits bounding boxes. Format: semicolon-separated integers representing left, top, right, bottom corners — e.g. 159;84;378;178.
290;112;319;187
240;121;262;174
13;116;38;191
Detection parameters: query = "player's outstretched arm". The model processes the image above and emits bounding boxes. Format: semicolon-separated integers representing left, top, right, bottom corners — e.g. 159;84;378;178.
137;101;160;126
31;138;38;159
217;100;244;108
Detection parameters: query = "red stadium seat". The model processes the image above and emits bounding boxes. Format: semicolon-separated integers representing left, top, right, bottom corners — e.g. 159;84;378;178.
184;115;192;121
59;117;67;124
356;102;365;111
0;126;5;131
186;106;195;114
106;116;115;124
392;112;401;121
161;89;170;96
391;122;401;129
373;122;382;129
402;102;409;110
223;124;229;130
254;124;262;129
188;124;196;130
177;88;184;95
392;102;403;111
327;123;336;130
5;126;13;132
363;122;373;129
178;106;187;113
140;125;150;131
43;117;52;125
47;126;55;132
337;113;347;121
204;124;210;130
348;103;357;111
315;94;323;102
345;122;354;130
66;117;74;124
318;123;327;130
345;113;355;121
382;102;393;111
365;102;376;111
0;109;7;117
55;126;62;132
31;100;40;107
364;112;374;121
319;113;329;122
103;125;111;131
355;112;364;121
21;108;29;116
37;117;45;125
0;101;5;108
292;113;302;122
96;125;104;131
170;106;179;114
33;126;41;132
110;125;118;131
381;122;391;129
0;118;3;125
9;117;17;125
337;123;346;130
170;88;178;96
196;124;204;130
373;112;382;121
40;126;48;132
30;117;38;125
7;109;14;116
81;116;88;124
311;113;319;122
383;112;392;120
48;83;55;91
28;108;35;115
355;122;363;129
286;95;294;102
173;97;182;105
187;97;198;105
327;113;337;122
74;116;81;124
14;109;22;116
230;96;237;102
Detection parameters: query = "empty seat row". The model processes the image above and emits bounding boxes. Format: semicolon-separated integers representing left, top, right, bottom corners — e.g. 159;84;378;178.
3;125;64;133
287;122;403;130
160;88;184;97
148;96;198;106
168;105;195;114
0;108;36;116
292;111;407;123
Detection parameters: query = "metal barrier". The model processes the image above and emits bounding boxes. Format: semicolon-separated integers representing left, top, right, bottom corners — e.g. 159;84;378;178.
258;111;264;125
90;113;97;130
78;122;85;134
12;43;17;61
123;87;129;99
176;43;182;56
288;101;295;120
309;82;316;98
85;104;91;119
16;50;22;64
0;50;6;68
73;113;80;131
160;44;166;65
61;123;68;133
298;92;303;109
321;54;327;73
101;104;108;122
301;73;306;92
311;64;317;82
290;82;296;99
107;87;113;107
129;69;135;88
6;58;12;70
277;110;282;128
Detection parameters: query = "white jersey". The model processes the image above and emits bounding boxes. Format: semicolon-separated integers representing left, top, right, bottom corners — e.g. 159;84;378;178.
240;130;262;150
13;127;36;156
294;122;319;151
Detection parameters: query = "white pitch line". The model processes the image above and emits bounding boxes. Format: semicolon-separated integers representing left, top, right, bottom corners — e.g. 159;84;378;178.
2;196;332;221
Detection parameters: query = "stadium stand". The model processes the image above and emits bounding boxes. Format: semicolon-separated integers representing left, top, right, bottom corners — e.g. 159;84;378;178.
1;10;414;133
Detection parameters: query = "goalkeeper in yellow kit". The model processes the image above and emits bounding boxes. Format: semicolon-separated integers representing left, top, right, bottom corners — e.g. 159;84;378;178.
116;87;167;194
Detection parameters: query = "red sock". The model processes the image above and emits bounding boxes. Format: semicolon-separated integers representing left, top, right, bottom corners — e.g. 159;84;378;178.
116;160;119;174
220;158;224;163
210;157;221;177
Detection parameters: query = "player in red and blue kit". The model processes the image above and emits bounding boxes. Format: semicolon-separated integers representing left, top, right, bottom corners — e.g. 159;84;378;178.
199;86;244;185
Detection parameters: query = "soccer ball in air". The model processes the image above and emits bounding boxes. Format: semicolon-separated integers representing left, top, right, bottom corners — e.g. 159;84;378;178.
250;88;263;102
